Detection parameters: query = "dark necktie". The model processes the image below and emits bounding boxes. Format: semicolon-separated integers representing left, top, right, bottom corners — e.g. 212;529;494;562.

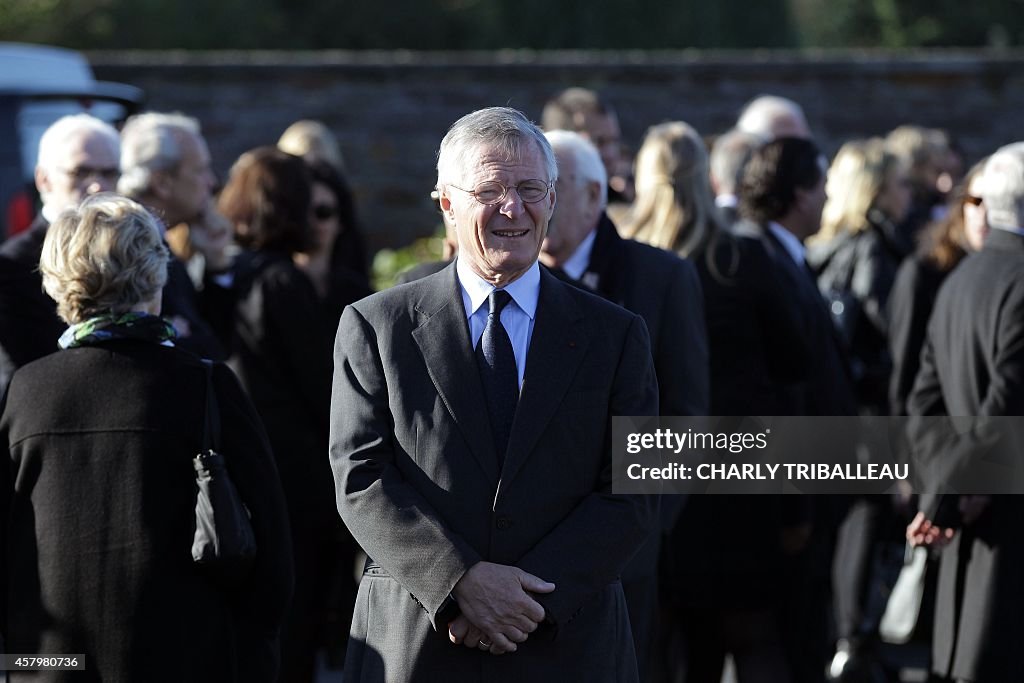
476;290;519;464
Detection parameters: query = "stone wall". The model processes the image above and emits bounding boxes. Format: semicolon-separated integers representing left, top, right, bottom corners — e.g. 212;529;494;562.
91;50;1024;252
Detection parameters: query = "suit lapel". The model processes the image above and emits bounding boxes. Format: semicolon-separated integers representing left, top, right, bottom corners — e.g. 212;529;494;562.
411;264;500;481
584;212;629;305
501;268;587;486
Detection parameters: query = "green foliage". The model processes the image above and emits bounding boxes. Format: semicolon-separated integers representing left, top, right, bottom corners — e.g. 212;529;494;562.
1;0;1021;51
372;225;446;291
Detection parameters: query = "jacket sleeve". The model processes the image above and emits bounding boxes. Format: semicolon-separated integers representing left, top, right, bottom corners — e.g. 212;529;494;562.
513;314;659;633
330;305;481;631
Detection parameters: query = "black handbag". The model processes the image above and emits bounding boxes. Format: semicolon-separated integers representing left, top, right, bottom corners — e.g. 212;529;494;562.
192;359;257;579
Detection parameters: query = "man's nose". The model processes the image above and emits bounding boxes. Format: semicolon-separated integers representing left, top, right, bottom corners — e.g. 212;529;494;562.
498;190;525;219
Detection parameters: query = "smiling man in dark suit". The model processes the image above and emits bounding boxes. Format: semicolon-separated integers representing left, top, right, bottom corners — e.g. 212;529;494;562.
330;107;658;683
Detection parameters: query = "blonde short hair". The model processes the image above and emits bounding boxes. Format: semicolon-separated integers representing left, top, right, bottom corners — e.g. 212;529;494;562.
278;119;345;172
40;193;169;324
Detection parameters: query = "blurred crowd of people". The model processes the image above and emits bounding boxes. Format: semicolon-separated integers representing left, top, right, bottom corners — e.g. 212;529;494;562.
0;85;1021;683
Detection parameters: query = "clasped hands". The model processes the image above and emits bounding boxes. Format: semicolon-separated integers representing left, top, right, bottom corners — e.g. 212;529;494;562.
447;561;555;655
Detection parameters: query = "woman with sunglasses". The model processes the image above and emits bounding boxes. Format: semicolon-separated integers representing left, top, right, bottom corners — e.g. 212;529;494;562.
218;147;341;683
299;162;374;330
888;158;989;416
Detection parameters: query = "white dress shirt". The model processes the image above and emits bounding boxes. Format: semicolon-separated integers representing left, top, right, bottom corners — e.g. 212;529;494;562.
456;257;539;389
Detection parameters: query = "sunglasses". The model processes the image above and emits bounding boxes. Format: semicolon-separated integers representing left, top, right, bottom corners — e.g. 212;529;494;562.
964;195;983;207
312;204;337;220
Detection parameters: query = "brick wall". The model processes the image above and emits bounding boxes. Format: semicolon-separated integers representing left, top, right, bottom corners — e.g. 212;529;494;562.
90;50;1024;252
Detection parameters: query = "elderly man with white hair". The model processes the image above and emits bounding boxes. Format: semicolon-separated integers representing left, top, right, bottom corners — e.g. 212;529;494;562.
331;107;658;683
907;142;1024;683
119;111;232;358
0;113;120;389
540;129;708;680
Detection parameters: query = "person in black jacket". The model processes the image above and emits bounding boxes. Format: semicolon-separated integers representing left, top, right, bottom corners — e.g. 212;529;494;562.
218;147;341;682
808;138;913;416
0;193;293;682
0;114;121;391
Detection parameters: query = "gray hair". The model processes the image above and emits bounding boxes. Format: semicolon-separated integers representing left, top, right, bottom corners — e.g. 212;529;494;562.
710;128;764;197
736;95;810;141
982;142;1024;231
436;107;557;188
37;114;120;172
545;129;608;208
119;112;202;198
40;193;169;324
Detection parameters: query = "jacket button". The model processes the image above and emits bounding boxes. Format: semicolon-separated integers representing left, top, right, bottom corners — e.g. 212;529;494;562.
496;516;512;530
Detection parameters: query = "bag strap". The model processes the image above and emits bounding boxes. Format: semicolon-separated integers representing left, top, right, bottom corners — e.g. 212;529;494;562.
200;359;222;452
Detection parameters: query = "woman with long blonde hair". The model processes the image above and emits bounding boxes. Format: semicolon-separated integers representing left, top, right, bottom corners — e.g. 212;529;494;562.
621;121;725;257
807;137;912;414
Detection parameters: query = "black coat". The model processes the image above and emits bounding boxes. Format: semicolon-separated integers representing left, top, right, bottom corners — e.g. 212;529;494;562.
908;227;1024;682
229;250;335;523
887;255;952;416
0;340;293;682
808;220;907;414
581;213;709;418
0;218;65;390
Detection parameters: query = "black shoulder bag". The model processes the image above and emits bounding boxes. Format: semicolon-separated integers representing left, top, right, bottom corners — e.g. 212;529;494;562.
192;359;257;580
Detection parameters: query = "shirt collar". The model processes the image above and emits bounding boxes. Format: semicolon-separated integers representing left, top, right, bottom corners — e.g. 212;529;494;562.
768;221;806;265
715;193;739;209
562;228;598;281
456;257;540;320
41;204;61;224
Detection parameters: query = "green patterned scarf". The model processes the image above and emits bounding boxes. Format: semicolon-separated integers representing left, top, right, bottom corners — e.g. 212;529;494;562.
58;312;178;350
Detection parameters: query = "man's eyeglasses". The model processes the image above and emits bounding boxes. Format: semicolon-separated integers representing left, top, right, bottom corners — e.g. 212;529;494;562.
445;179;553;206
965;195;984;207
312;204;338;220
57;166;120;183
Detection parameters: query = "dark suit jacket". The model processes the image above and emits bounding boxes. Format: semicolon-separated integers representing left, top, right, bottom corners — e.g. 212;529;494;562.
887;255;951;416
760;224;857;416
330;262;658;682
0;218;65;390
908;227;1024;682
582;213;709;418
0;340;293;682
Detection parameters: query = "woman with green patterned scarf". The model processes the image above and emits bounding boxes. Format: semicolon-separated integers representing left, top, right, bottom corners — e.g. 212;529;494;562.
0;193;293;682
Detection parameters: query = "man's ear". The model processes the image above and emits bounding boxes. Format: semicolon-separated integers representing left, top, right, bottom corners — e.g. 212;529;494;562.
439;189;454;216
585;180;604;220
34;166;52;197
